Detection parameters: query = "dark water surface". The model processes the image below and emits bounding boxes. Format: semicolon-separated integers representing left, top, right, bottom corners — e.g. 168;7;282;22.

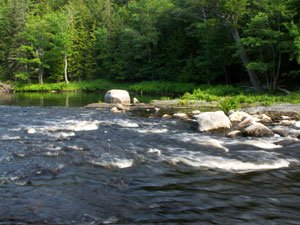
0;93;300;224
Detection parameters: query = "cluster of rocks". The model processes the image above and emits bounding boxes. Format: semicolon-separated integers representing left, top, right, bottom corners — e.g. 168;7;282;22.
158;107;300;139
88;89;300;139
190;110;300;138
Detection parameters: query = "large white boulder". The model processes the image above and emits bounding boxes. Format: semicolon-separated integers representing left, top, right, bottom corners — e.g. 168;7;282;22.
104;90;131;104
193;111;232;132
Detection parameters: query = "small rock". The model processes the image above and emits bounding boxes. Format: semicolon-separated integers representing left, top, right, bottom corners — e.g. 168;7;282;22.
281;116;291;120
279;120;296;126
238;117;253;128
110;107;122;113
116;103;126;111
259;114;272;123
191;110;201;116
162;114;172;119
226;130;241;138
242;122;274;137
173;112;188;119
272;127;289;137
229;111;251;122
155;108;160;112
132;97;140;104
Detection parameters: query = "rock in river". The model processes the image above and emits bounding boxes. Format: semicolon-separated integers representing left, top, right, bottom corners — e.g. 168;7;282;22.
242;122;274;137
104;90;131;104
193;111;232;132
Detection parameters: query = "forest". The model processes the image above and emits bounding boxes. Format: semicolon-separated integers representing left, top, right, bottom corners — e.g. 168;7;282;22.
1;0;300;92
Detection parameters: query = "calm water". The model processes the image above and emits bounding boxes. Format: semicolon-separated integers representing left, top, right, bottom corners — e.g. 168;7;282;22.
0;93;300;224
0;92;159;107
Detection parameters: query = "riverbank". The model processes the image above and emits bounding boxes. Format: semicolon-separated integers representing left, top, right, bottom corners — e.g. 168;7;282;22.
12;79;197;95
8;80;300;111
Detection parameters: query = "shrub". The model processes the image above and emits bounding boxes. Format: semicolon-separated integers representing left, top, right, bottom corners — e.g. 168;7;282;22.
219;97;241;114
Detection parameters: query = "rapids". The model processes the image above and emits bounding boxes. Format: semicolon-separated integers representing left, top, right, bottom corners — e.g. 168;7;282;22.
0;97;300;224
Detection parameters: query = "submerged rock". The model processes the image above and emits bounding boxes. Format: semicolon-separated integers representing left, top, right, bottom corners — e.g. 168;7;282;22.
104;90;131;104
193;111;232;132
242;122;274;137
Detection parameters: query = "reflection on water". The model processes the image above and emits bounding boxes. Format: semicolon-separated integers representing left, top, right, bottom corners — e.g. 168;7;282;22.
0;92;160;107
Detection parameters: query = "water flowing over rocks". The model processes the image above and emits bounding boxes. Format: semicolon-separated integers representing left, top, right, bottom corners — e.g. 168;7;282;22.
104;89;131;104
193;111;232;132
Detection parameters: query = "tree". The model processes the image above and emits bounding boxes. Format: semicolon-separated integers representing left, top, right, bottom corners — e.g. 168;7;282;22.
199;0;262;90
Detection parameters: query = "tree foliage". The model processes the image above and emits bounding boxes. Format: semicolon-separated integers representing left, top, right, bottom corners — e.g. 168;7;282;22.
0;0;299;90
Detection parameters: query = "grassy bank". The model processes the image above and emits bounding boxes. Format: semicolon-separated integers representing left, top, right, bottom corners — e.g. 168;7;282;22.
13;79;197;94
12;80;300;111
180;85;300;112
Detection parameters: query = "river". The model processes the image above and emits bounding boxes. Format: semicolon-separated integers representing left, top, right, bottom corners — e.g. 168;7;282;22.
0;93;299;224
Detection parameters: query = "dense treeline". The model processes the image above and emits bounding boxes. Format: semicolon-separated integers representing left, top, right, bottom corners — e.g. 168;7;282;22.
0;0;300;91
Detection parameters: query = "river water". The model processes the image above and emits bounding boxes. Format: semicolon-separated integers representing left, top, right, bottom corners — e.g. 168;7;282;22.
0;93;300;224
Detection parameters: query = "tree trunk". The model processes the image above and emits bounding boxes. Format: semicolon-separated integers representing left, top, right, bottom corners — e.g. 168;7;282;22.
229;26;261;91
38;66;43;84
64;46;69;84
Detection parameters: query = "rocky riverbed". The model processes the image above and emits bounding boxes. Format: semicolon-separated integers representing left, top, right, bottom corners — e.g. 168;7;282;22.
85;101;300;141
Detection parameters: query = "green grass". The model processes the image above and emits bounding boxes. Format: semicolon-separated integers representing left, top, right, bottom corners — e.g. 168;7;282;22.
13;79;129;92
181;85;300;112
129;81;197;94
13;79;196;94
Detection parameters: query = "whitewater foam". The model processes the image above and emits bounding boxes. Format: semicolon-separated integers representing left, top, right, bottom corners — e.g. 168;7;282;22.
25;120;100;135
147;148;162;156
168;156;290;173
1;135;21;140
91;158;133;169
137;128;168;134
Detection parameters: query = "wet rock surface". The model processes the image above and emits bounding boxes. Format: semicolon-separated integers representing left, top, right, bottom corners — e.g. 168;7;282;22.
242;122;274;137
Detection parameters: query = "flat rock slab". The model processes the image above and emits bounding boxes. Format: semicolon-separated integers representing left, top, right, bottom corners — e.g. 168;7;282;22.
243;103;300;115
84;103;115;108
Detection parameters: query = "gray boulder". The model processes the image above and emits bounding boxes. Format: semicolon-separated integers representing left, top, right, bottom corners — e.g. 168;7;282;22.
272;127;290;137
242;122;274;137
193;111;232;132
104;90;131;104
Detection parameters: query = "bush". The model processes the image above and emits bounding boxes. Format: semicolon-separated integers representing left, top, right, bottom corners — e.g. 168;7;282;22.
219;97;241;114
